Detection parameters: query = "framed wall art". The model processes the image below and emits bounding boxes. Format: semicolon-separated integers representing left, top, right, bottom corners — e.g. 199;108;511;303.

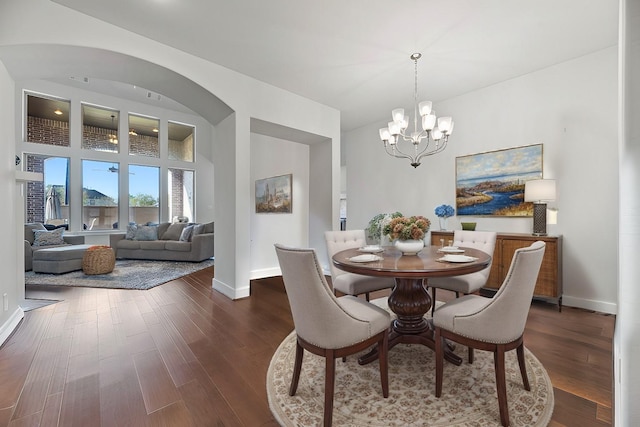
255;174;292;213
455;144;543;216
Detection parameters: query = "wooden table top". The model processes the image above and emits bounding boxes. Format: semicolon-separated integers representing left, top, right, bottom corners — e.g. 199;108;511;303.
332;245;491;279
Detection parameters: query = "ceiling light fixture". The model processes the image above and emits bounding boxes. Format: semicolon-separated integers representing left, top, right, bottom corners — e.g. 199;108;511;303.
379;53;454;168
152;128;159;133
129;129;137;136
54;109;63;115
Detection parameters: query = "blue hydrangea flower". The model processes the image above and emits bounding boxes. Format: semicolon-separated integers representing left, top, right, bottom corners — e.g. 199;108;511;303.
435;204;455;218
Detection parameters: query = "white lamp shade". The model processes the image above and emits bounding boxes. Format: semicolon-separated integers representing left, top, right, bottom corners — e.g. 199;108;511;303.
445;121;454;135
422;114;436;131
392;108;405;122
400;115;409;130
524;179;556;202
379;128;391;141
437;116;452;133
388;121;401;136
432;128;443;141
418;101;432;116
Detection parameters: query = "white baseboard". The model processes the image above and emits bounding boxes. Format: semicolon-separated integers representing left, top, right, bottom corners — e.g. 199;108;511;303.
0;307;25;347
212;278;250;300
563;295;617;315
249;267;281;280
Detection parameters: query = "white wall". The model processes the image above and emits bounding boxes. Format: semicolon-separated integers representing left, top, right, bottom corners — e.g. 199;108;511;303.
250;134;309;278
0;61;23;346
344;48;618;314
616;0;640;424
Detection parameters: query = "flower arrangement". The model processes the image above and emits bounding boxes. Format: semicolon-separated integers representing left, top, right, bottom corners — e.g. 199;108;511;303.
383;216;430;241
434;204;455;218
366;212;403;241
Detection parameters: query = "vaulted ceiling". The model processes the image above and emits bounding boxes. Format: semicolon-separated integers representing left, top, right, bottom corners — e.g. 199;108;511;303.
19;1;623;131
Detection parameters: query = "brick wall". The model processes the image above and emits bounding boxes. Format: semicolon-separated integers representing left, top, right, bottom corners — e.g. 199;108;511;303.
27;116;70;146
82;124;119;153
130;134;159;157
26;156;45;223
169;168;185;219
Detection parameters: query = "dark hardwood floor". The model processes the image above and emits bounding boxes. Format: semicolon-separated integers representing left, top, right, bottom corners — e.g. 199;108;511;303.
0;267;613;426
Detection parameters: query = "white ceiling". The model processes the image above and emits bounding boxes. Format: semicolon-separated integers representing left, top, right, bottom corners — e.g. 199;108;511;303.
32;1;621;131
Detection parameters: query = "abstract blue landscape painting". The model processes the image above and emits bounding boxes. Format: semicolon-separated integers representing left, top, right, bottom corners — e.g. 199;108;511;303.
456;144;543;216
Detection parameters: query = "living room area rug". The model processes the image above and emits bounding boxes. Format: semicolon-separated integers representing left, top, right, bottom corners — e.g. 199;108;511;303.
25;258;215;290
268;329;554;427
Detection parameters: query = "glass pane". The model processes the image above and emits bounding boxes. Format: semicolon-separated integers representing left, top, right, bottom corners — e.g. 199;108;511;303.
26;93;70;146
168;121;194;162
129;114;160;157
25;154;70;227
168;168;194;222
129;165;160;225
82;160;119;230
82;104;120;153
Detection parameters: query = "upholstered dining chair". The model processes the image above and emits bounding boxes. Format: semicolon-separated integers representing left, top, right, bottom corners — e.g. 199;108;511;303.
325;230;395;301
428;230;497;314
274;243;390;427
433;241;546;427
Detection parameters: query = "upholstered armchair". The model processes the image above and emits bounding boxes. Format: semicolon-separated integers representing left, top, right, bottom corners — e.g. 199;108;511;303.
428;230;497;314
274;244;390;427
324;230;395;301
433;241;546;427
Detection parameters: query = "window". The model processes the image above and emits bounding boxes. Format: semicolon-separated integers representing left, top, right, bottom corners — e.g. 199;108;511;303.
82;104;120;153
26;93;70;146
168;168;194;222
22;89;200;231
168;121;194;162
82;160;119;230
129;114;160;157
25;154;70;225
129;165;160;225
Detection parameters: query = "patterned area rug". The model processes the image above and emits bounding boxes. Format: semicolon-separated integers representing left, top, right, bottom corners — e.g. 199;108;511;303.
25;258;214;290
267;329;554;426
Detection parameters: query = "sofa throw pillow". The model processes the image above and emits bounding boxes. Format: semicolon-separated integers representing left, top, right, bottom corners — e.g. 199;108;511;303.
126;224;138;240
32;227;65;246
204;221;214;234
192;223;206;236
134;225;158;241
161;223;187;240
179;224;195;242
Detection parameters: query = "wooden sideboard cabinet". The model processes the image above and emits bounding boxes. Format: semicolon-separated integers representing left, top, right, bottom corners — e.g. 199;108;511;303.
430;230;563;309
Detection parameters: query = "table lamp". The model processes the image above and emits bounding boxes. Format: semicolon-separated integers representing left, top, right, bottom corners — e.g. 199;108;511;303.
524;179;556;236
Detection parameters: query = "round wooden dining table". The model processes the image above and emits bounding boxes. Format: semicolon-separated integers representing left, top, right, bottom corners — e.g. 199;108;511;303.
332;245;491;365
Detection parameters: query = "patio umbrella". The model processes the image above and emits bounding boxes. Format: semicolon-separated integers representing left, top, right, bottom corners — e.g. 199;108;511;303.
45;186;62;221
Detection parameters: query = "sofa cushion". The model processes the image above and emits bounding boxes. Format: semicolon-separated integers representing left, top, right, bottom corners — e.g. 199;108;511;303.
33;227;66;246
138;240;166;250
161;223;187;240
165;241;192;252
134;225;158;241
117;239;142;250
25;223;47;245
32;244;93;261
179;224;194;242
204;221;214;234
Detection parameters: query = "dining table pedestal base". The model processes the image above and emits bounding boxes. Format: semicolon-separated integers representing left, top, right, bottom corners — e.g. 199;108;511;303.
358;277;463;366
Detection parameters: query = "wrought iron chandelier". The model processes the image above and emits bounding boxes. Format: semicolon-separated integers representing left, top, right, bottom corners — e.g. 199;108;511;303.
378;53;454;168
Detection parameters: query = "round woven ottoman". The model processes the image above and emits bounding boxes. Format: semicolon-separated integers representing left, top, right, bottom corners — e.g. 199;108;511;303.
82;246;116;275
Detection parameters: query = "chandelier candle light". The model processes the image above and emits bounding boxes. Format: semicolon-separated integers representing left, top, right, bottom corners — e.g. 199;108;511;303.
379;53;454;168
